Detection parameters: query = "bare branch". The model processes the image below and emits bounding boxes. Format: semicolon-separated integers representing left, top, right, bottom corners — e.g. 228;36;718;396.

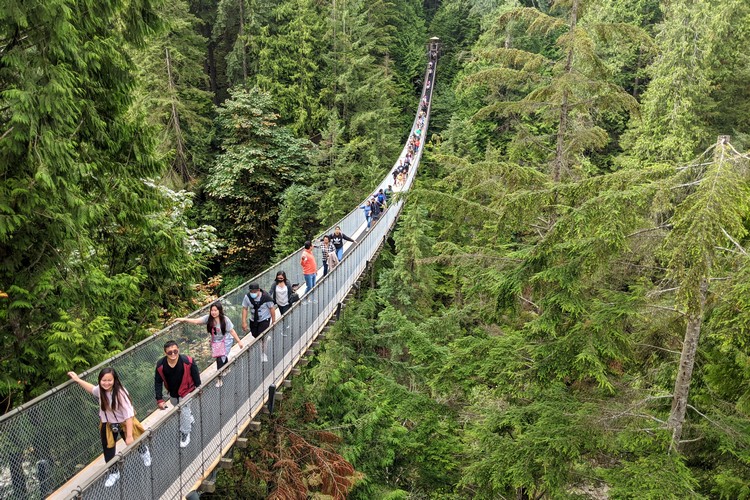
720;227;748;256
0;126;13;142
643;304;684;316
647;286;680;297
634;343;682;355
627;225;670;238
678;436;704;444
671;179;703;189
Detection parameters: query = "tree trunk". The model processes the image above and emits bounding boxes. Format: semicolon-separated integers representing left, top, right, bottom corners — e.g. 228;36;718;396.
238;0;248;82
207;41;218;103
667;279;706;451
552;0;577;182
165;48;190;182
553;88;569;183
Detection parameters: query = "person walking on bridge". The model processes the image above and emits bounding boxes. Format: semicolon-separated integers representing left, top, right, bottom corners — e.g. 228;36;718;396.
155;341;202;448
175;302;244;372
300;241;317;291
68;368;151;488
242;283;277;362
269;270;298;315
319;235;338;277
329;226;354;262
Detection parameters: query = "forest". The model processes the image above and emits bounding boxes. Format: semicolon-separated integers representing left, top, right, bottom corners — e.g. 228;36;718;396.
2;0;750;498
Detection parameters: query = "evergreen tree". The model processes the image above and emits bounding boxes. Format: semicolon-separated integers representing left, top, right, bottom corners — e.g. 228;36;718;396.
203;87;313;276
130;0;214;184
457;0;645;180
0;0;203;404
621;0;750;163
255;0;328;136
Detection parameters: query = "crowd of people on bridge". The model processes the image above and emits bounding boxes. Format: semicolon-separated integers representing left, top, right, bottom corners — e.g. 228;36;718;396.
64;72;433;492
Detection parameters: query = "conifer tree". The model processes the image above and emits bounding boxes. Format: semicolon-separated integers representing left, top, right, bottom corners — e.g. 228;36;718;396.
255;0;328;136
204;87;313;275
622;0;750;163
660;136;750;449
458;0;645;180
0;0;203;404
130;0;214;184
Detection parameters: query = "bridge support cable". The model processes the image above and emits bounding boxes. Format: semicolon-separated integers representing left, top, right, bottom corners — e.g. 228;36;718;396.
0;50;439;500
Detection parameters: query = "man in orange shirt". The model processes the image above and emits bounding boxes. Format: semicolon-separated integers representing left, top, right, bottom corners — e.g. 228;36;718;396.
301;240;317;292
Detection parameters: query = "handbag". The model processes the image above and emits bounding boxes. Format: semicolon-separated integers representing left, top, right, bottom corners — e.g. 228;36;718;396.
211;339;226;358
289;291;300;305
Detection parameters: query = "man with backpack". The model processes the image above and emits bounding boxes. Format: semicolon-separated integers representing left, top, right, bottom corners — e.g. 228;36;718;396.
242;283;277;362
155;341;201;448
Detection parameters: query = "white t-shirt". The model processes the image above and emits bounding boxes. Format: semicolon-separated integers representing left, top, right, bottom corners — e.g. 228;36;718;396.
91;385;135;423
274;284;290;306
199;314;235;353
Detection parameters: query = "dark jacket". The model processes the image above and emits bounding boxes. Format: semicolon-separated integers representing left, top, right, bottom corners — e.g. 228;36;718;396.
155;354;201;403
269;279;293;304
371;200;382;218
329;232;354;249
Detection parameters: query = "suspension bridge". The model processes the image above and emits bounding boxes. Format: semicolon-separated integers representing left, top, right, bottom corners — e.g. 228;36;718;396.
0;38;440;500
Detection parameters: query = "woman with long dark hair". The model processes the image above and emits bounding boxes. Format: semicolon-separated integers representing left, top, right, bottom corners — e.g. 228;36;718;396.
68;368;151;487
269;270;297;315
176;301;244;371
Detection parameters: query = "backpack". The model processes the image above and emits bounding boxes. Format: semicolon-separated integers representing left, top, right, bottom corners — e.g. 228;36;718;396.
246;291;273;322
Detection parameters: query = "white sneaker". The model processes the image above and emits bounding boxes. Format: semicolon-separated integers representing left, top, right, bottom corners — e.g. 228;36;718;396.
262;353;268;362
215;379;223;388
140;447;151;467
180;432;191;448
105;471;120;487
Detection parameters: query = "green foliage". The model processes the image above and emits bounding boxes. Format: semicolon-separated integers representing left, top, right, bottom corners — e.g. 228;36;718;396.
455;0;645;179
254;0;328;136
203;86;313;276
621;0;750;163
273;183;321;258
130;0;214;184
0;0;208;404
603;454;702;499
461;387;602;499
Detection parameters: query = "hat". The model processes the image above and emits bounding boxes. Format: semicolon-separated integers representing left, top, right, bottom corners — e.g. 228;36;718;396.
248;283;260;291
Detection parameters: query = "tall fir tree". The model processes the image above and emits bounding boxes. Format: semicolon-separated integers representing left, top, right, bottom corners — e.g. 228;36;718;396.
0;0;204;405
203;87;313;277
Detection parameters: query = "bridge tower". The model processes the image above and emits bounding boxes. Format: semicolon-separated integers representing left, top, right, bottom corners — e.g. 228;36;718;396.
428;36;441;60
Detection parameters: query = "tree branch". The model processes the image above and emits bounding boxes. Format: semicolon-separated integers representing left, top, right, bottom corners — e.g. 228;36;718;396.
627;225;670;238
634;343;681;355
720;226;748;256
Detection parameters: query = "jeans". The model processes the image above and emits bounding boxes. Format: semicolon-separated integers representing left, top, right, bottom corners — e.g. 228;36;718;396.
170;397;194;435
304;273;316;291
336;247;343;261
322;261;329;276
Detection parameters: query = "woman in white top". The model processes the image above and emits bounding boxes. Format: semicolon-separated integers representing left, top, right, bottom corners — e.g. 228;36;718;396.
176;301;244;370
270;270;296;315
68;368;150;488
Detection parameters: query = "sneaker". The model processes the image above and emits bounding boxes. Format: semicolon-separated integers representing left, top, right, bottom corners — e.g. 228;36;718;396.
215;379;223;388
262;353;268;362
104;471;120;488
180;432;191;448
140;447;151;467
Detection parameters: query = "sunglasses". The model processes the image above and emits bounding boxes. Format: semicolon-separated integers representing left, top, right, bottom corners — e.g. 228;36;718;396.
166;349;179;355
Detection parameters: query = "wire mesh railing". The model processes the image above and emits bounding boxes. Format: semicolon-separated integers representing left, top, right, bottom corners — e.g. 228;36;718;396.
0;53;437;500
